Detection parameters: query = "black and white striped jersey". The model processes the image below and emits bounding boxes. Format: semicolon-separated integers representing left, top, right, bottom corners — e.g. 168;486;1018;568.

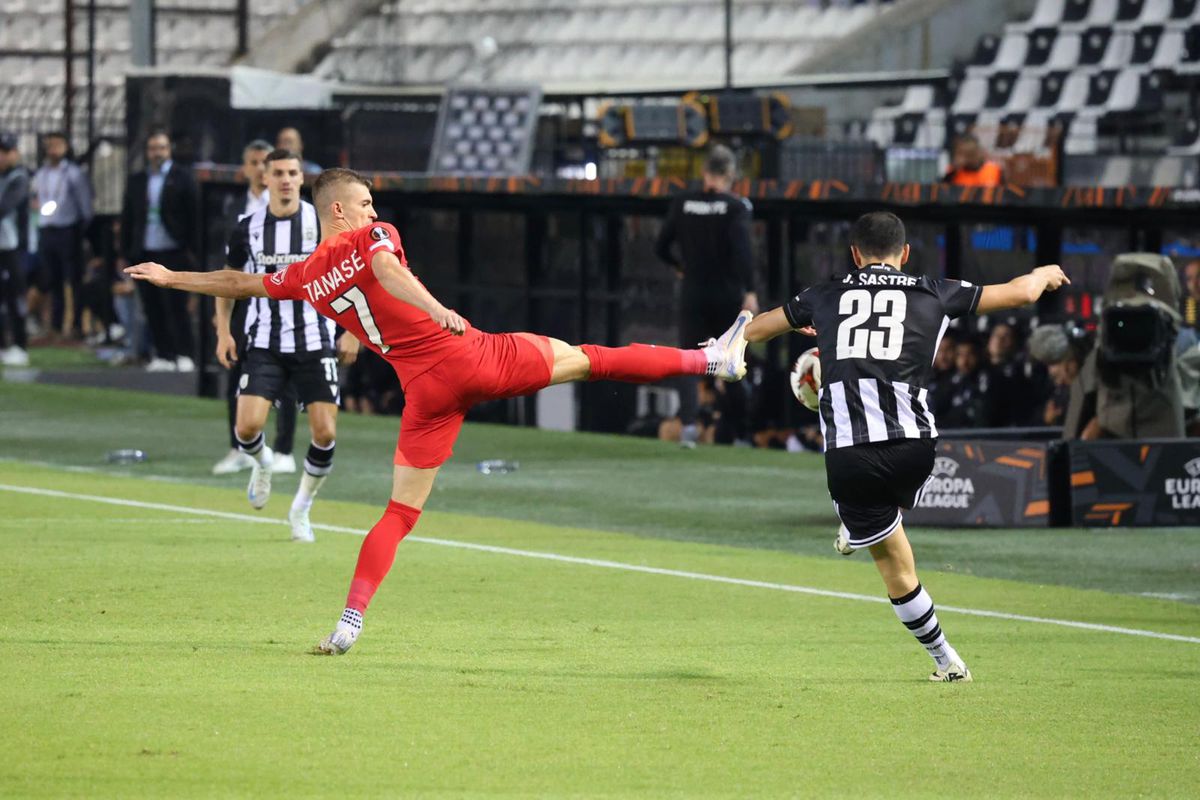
783;264;981;450
226;201;334;354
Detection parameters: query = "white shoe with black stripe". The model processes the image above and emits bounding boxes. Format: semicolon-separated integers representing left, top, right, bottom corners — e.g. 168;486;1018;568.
929;660;973;682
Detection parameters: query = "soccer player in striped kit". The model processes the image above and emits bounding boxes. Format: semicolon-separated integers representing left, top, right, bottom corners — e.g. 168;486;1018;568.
745;212;1069;681
213;149;359;542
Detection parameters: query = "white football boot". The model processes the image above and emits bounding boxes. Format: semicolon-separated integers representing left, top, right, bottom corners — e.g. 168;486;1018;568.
929;659;973;683
834;524;857;556
247;445;274;509
272;452;297;474
288;504;315;543
313;611;361;655
212;448;255;476
701;310;753;382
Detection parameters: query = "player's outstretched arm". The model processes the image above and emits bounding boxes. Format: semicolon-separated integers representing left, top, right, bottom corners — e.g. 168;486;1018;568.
744;307;816;343
370;251;468;336
124;262;269;299
976;264;1070;314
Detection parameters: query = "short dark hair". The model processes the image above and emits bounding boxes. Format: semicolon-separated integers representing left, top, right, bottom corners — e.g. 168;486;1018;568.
243;139;272;154
42;131;68;143
954;133;980;149
146;127;170;143
312;167;371;210
704;145;736;178
849;212;906;259
264;148;301;167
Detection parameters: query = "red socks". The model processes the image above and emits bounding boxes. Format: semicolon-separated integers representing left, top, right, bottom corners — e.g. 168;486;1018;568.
579;343;707;383
345;500;422;613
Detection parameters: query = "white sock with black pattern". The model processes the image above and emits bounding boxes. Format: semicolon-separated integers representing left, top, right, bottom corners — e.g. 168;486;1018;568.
890;583;960;669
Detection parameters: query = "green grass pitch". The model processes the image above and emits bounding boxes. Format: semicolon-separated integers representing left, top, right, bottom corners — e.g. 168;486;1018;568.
1;383;1198;797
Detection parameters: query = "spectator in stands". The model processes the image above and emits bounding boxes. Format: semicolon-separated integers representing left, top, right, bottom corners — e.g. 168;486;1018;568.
944;134;1003;187
1042;340;1083;428
120;128;200;372
653;144;758;446
984;321;1033;426
32;131;93;340
275;127;321;174
1182;259;1200;329
926;331;958;419
940;335;992;428
0;132;31;366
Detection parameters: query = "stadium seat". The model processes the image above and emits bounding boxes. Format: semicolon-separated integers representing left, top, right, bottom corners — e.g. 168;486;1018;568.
1042;31;1085;70
951;76;989;112
1064;0;1095;23
1079;26;1116;64
1085;69;1120;105
1004;74;1043;111
972;33;1003;66
992;33;1031;70
1036;70;1071;106
1170;0;1200;20
986;72;1021;108
1024;28;1059;65
1168;117;1200;153
1022;0;1069;28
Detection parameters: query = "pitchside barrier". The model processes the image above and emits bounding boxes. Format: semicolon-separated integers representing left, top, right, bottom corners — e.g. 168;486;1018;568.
905;435;1200;529
1067;440;1200;528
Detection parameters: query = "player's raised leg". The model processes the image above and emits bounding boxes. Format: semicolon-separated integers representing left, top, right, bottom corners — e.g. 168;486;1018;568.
234;394;275;510
546;310;753;385
868;525;971;682
313;463;440;655
287;401;337;543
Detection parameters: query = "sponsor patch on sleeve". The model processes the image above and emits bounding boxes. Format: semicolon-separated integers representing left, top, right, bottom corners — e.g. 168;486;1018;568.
270;265;288;285
370;226;390;241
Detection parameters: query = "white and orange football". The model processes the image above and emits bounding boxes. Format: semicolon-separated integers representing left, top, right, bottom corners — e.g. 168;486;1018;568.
789;347;821;412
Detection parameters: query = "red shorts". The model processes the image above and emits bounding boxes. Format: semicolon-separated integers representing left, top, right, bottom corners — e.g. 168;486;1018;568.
393;332;554;469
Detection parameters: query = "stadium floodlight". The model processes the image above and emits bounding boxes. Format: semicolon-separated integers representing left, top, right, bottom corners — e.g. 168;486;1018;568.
427;84;542;177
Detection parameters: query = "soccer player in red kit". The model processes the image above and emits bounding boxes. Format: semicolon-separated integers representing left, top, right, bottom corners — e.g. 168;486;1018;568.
126;168;752;654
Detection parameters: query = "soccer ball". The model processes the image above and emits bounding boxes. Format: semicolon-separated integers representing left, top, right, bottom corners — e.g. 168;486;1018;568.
790;347;821;412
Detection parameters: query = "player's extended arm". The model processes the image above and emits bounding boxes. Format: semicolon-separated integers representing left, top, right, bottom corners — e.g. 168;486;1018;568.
744;308;816;343
124;262;268;299
370;250;468;335
976;264;1070;314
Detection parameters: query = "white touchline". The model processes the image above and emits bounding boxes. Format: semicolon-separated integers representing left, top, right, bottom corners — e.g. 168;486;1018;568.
2;482;1199;646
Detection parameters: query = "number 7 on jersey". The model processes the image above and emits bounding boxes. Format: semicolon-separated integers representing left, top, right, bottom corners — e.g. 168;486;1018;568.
331;286;391;353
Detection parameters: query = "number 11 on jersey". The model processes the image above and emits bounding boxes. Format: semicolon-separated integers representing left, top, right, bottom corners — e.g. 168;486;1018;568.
331;286;390;353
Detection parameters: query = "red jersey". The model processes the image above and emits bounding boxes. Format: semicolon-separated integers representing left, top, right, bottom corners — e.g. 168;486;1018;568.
262;221;478;383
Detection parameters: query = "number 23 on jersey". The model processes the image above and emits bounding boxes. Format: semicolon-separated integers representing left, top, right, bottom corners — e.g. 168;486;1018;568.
835;289;907;361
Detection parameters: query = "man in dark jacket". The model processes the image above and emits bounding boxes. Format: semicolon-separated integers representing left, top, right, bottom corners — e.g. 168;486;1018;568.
0;132;31;365
120;129;199;371
654;145;758;444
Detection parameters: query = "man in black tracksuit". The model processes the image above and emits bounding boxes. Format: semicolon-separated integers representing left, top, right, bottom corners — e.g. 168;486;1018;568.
654;145;758;443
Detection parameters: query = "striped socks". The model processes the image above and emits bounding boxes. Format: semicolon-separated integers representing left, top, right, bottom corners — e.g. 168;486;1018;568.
291;440;335;514
235;430;271;465
890;584;960;670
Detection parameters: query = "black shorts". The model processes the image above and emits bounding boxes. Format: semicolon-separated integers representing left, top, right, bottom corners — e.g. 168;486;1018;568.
239;348;339;407
824;438;936;548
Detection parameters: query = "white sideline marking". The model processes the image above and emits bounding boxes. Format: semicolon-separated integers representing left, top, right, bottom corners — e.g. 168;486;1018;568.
2;482;1200;646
